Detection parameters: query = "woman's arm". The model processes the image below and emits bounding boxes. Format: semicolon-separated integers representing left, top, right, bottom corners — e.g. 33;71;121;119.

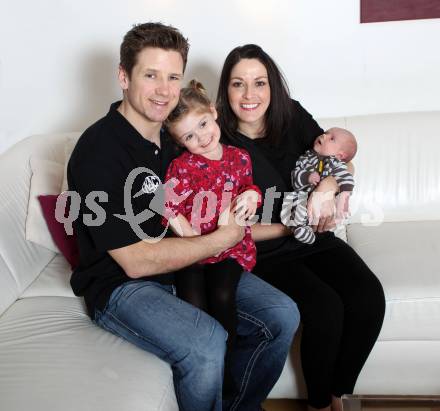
307;176;337;233
168;214;198;237
307;161;354;232
251;222;291;242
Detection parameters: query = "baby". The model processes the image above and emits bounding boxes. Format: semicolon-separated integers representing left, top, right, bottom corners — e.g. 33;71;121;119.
281;127;357;244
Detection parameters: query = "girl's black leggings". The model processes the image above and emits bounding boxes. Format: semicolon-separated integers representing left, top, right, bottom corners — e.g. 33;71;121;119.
175;259;242;396
254;238;385;409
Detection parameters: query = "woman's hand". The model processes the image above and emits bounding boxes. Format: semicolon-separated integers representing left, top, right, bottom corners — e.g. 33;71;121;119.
307;176;338;232
231;189;260;221
335;191;351;223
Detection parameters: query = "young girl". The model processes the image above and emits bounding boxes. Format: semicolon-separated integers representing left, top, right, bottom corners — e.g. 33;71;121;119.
163;80;261;385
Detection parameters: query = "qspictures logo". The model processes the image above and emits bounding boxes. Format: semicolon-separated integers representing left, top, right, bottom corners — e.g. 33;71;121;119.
55;167;385;242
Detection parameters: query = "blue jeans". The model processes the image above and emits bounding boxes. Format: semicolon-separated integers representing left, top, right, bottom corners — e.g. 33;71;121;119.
94;272;299;411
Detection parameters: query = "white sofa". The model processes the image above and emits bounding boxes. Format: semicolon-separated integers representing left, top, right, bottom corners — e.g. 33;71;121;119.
1;111;439;410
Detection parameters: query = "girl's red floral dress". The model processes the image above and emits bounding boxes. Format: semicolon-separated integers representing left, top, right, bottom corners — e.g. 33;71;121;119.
163;144;261;271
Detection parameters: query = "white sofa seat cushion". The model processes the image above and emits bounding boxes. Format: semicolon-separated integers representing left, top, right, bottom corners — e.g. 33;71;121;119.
0;297;177;411
347;221;440;341
347;221;440;300
354;340;440;394
271;339;440;397
382;298;440;341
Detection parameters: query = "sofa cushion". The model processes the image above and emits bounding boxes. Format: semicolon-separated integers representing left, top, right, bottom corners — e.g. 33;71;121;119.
25;132;80;253
0;297;178;411
38;194;79;269
26;158;64;252
347;221;440;341
354;340;440;395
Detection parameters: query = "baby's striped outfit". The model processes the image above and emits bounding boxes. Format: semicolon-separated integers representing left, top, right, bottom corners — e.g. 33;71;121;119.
280;150;354;244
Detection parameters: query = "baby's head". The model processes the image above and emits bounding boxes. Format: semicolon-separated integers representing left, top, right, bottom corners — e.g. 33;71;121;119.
165;80;222;159
313;127;357;162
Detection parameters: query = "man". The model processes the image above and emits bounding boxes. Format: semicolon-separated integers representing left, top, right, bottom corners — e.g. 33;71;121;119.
68;22;299;411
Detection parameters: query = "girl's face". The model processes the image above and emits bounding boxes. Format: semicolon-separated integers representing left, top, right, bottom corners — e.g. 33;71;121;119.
170;106;222;160
227;58;271;134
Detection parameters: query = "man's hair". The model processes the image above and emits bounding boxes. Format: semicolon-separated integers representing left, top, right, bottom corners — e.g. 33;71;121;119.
120;22;189;77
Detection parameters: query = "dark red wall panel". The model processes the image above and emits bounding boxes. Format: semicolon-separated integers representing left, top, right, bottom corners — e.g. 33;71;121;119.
361;0;440;23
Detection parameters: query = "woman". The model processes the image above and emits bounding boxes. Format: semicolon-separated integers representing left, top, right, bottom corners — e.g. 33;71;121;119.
216;44;385;411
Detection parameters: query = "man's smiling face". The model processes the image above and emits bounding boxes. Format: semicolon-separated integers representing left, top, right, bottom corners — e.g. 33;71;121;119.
119;47;184;127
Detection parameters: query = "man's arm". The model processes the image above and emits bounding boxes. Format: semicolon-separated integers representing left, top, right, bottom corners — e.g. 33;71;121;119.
109;209;244;278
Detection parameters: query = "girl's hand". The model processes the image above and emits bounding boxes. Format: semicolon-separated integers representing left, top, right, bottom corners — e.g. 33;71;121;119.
231;189;260;221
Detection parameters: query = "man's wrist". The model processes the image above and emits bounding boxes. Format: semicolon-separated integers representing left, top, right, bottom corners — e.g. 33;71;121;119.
207;228;233;255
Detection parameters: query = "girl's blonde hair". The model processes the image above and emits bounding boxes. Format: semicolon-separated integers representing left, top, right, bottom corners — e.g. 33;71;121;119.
166;79;212;128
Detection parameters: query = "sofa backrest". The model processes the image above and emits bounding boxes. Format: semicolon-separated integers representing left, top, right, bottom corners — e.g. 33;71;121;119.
0;133;78;316
319;111;440;225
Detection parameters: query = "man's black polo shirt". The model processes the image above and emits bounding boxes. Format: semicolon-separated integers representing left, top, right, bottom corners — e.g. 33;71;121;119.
67;102;177;318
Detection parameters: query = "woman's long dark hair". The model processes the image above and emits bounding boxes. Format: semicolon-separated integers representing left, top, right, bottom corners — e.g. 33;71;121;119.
216;44;292;145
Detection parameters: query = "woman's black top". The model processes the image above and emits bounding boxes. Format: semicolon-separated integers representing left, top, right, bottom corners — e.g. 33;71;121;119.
221;99;339;261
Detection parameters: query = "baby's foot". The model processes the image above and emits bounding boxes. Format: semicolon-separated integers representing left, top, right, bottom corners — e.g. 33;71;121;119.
294;226;315;244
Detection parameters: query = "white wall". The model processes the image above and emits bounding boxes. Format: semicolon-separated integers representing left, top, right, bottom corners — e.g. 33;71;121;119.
1;0;440;153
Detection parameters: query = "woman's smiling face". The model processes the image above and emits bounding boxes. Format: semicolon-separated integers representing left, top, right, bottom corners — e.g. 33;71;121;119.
227;58;271;135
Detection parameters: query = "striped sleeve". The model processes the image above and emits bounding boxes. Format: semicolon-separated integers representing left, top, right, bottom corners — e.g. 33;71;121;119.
291;151;318;190
329;157;354;192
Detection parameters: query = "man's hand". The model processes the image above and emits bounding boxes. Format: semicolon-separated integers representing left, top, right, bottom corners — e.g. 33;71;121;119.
231;189;259;221
217;205;246;248
308;171;321;186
